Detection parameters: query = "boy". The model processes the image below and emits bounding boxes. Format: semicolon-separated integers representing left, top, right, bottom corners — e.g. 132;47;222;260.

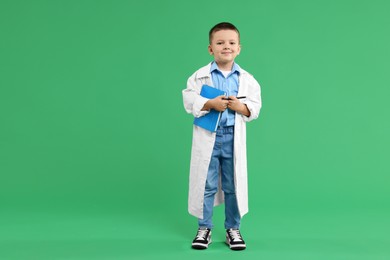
182;22;262;250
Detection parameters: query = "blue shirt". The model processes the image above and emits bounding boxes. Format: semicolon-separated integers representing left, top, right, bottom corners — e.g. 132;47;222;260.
210;61;240;126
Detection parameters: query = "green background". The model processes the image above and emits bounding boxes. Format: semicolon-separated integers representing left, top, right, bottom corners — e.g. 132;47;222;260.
1;0;389;259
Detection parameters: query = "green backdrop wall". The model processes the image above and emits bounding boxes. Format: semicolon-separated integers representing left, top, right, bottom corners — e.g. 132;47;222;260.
1;0;389;259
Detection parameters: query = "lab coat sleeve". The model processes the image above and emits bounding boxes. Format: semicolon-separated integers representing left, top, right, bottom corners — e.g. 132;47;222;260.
242;75;262;122
182;73;210;118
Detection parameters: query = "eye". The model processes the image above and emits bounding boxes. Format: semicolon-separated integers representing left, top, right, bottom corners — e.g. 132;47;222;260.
230;42;236;45
217;42;223;45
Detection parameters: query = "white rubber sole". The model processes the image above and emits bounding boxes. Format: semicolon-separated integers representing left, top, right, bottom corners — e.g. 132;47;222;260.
225;238;246;250
192;239;212;249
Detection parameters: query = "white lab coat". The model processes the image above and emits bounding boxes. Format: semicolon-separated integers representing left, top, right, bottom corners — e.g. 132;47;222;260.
182;62;262;219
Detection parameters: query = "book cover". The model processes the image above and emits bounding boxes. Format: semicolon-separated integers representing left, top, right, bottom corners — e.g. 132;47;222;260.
193;85;225;132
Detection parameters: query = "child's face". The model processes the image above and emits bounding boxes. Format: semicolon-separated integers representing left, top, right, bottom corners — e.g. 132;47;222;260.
208;29;241;68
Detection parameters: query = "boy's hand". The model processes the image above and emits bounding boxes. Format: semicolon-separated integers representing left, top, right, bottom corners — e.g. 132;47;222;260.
202;95;229;112
227;96;251;116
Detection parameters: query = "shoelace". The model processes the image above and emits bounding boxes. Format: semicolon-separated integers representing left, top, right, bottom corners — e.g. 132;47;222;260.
196;229;209;240
228;229;243;242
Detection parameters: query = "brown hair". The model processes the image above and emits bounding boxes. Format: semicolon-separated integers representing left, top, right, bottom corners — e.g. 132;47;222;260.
209;22;240;43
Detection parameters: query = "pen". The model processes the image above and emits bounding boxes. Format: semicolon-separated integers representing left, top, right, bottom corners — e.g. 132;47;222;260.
222;96;246;100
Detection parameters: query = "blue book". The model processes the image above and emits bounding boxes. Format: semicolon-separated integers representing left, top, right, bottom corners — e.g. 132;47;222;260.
193;85;225;132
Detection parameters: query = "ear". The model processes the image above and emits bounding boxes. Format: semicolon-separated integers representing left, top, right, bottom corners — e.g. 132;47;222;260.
208;45;213;55
237;44;241;55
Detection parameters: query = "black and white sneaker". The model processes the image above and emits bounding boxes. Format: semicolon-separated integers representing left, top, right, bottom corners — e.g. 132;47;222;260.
192;228;212;249
226;228;246;250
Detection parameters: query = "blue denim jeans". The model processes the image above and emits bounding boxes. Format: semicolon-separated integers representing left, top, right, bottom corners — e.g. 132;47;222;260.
198;126;241;229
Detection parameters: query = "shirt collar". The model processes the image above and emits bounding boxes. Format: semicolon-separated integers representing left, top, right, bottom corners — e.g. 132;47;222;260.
210;61;241;75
